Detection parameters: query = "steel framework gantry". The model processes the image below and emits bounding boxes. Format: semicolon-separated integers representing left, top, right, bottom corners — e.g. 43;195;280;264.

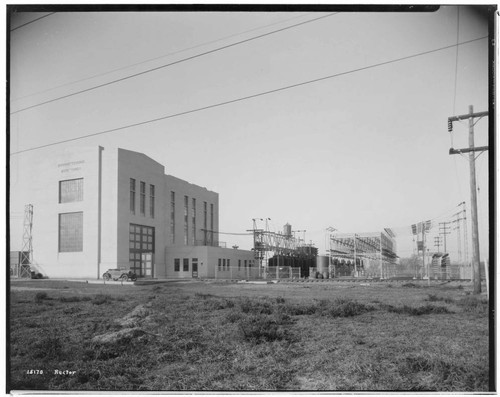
328;229;398;278
19;204;33;278
248;219;301;274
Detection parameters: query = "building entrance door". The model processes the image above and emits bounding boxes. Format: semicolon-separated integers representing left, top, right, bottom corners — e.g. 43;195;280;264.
192;258;198;278
142;253;153;277
129;224;155;277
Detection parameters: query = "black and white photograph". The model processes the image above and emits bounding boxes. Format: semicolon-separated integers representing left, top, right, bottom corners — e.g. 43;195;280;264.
7;4;495;392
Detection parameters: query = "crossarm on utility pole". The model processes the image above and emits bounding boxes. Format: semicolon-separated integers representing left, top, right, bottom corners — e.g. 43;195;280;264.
448;111;489;122
449;146;489;155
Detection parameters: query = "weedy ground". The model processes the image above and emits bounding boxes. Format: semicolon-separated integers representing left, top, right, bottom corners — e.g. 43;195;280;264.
9;279;490;391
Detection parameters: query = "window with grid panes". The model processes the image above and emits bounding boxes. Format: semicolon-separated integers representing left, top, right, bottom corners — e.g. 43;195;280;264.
183;258;189;271
128;224;155;276
59;212;83;252
59;178;83;203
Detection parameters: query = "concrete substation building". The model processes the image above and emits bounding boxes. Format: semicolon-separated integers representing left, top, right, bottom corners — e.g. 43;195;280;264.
9;146;256;279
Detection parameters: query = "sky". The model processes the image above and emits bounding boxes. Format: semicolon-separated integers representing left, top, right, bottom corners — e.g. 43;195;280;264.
8;6;492;262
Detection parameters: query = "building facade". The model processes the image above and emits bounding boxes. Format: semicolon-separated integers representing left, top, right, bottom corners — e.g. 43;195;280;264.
10;145;253;279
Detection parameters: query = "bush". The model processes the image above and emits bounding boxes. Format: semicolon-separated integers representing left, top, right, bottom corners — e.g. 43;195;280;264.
239;314;291;344
280;302;318;316
92;294;112;305
59;296;92;303
194;292;215;299
426;294;453;304
384;304;452;316
239;298;273;314
225;310;244;323
456;296;488;313
402;283;420;288
34;292;48;303
326;298;375;317
203;298;235;310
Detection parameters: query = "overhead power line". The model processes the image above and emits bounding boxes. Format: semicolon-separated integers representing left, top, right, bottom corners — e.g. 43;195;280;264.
11;12;313;103
10;12;338;114
10;12;55;31
10;36;488;156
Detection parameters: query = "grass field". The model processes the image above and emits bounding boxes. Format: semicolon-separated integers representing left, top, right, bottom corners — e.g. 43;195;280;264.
9;278;491;391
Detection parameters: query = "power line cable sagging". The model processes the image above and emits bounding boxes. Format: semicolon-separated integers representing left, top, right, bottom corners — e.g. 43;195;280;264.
10;12;55;31
10;12;337;114
10;35;488;156
10;12;315;103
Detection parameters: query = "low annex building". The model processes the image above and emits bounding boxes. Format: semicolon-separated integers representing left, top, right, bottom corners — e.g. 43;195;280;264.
10;146;256;279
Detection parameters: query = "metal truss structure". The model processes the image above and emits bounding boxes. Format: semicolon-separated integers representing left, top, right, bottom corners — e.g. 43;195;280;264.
19;204;33;278
249;219;305;273
328;229;398;278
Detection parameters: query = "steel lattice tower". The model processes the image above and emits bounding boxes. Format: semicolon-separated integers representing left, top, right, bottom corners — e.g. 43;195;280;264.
20;204;33;278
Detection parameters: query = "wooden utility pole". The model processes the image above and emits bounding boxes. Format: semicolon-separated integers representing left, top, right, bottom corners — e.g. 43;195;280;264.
448;105;488;294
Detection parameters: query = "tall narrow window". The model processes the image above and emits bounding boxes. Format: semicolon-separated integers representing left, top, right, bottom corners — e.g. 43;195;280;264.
192;198;196;245
59;178;84;203
130;179;136;213
174;258;180;272
210;203;214;244
203;201;207;245
59;212;83;252
170;192;175;244
149;184;155;218
184;196;188;245
140;181;146;215
183;258;189;272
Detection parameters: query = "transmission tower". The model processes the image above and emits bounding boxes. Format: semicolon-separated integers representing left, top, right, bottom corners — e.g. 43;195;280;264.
20;204;33;278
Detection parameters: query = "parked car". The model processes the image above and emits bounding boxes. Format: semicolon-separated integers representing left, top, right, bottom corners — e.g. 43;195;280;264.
102;269;137;282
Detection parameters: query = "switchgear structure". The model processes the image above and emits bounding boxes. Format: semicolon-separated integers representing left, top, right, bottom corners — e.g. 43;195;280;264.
328;229;398;278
